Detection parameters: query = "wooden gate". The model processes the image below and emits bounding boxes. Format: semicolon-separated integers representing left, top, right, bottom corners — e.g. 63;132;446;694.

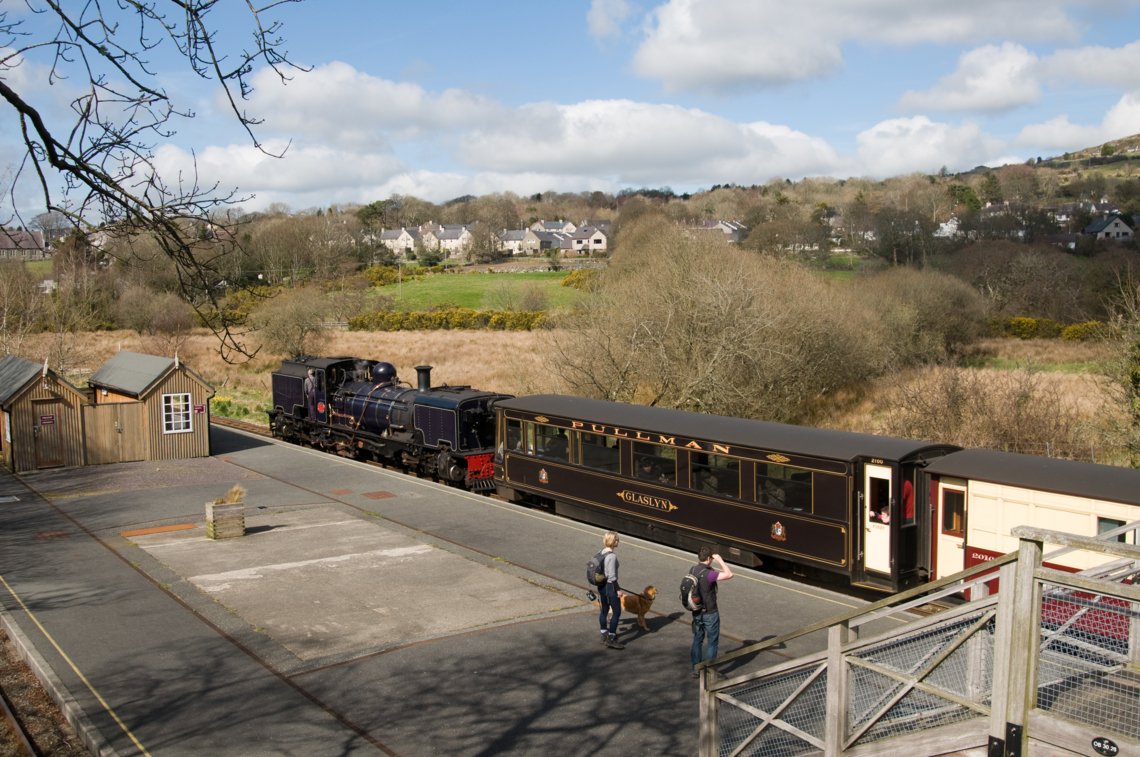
83;404;147;464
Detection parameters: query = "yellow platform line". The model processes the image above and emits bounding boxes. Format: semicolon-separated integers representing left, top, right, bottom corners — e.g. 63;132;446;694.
0;573;151;756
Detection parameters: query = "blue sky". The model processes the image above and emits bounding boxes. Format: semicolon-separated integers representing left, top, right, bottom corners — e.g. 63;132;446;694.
6;0;1140;216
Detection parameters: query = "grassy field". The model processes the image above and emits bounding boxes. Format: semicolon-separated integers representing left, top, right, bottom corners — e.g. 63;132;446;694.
379;270;582;311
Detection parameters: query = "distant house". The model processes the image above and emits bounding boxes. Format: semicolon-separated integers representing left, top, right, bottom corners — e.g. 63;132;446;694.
533;230;571;252
497;228;542;255
86;351;214;464
379;227;421;255
692;220;747;243
1083;215;1134;242
530;219;577;234
0;229;48;261
564;225;609;256
434;224;475;257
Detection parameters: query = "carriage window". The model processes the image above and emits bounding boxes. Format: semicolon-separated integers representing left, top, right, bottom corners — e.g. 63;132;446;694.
756;463;811;511
1098;517;1133;544
941;489;965;537
535;424;569;461
690;453;739;498
633;442;676;485
579;432;620;472
505;419;523;453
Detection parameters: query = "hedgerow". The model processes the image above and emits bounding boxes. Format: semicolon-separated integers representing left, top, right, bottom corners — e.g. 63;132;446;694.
348;308;547;331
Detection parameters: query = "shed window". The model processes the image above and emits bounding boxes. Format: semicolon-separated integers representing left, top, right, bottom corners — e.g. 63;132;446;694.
163;393;193;434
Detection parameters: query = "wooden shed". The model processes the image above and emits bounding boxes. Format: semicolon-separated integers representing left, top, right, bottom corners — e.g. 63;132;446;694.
0;355;88;472
85;351;214;464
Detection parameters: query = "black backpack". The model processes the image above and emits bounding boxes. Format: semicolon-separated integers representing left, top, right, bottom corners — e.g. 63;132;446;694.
586;550;607;586
680;564;709;612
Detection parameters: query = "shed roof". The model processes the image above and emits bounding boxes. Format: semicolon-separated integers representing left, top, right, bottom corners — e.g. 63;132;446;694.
88;351;177;398
0;355;43;407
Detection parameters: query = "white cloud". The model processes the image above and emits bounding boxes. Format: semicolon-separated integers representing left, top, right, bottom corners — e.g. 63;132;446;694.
457;99;841;185
898;43;1041;113
1039;40;1140;89
632;0;1081;93
1016;92;1140;150
245;62;505;147
588;0;633;39
854;116;1000;176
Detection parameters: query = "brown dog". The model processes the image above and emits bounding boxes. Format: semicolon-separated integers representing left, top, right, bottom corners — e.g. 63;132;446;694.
621;585;657;630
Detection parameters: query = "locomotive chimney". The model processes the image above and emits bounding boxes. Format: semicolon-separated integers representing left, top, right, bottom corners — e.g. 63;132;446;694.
415;365;432;392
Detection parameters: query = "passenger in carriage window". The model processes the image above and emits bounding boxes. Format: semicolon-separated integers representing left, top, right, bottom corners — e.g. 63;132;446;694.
544;430;568;459
695;468;719;494
760;479;786;507
638;457;663;481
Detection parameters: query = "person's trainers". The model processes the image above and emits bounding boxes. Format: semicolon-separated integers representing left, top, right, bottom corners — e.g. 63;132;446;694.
691;668;700;679
600;632;609;645
605;636;626;649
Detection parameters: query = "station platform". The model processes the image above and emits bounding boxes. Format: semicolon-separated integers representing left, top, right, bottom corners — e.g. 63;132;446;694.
0;426;880;756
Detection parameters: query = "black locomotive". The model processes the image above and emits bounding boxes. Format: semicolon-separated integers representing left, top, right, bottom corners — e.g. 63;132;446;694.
268;357;511;490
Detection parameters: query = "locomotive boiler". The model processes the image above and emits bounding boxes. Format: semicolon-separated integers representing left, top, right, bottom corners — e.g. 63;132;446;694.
268;356;511;490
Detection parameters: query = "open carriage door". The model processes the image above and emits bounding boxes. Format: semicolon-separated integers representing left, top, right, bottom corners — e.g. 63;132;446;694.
862;463;892;575
934;481;967;581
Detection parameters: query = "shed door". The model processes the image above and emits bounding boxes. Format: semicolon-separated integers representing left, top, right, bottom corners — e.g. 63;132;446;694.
33;399;65;469
862;463;892;575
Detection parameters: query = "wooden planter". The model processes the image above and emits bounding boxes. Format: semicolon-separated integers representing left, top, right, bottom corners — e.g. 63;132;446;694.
205;501;245;539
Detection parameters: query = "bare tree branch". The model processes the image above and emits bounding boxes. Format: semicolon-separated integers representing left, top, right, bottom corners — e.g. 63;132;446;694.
1;1;308;361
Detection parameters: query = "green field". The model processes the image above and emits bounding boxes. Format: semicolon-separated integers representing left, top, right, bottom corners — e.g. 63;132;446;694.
379;270;582;311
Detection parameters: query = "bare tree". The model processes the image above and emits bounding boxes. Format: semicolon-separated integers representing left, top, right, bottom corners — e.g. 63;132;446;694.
551;215;888;423
1;1;306;360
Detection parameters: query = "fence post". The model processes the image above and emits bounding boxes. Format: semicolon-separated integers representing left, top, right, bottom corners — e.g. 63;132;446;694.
824;620;850;755
698;666;719;757
992;536;1043;757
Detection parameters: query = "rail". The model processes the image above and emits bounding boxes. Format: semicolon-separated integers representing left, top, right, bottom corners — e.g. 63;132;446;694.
698;522;1140;756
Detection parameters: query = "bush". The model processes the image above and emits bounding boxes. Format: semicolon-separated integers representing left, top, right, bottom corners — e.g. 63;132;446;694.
561;269;598;290
1060;320;1112;341
996;316;1063;339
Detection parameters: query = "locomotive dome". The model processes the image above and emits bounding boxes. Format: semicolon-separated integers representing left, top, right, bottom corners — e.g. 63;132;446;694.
371;362;397;384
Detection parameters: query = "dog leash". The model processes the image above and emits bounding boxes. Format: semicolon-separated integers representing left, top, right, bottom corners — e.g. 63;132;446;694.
586;584;648;601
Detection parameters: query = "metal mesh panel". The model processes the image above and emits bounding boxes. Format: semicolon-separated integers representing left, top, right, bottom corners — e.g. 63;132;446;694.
713;609;996;755
846;612;994;746
1035;582;1140;740
717;663;827;757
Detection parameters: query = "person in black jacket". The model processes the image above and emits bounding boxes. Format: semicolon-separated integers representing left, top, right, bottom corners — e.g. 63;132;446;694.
690;546;733;677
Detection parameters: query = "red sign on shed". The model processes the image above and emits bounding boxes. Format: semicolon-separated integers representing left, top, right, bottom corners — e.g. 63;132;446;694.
39;415;56;426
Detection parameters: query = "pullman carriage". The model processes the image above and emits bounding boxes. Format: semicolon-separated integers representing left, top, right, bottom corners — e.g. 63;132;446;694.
494;395;958;591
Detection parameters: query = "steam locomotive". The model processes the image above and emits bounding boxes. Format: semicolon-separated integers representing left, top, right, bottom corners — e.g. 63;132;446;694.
267;357;511;490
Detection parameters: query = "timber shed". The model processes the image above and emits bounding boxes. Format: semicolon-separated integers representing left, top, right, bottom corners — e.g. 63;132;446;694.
85;351;215;464
0;355;88;473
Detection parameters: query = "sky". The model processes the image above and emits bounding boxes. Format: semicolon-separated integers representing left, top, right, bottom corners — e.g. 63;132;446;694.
6;0;1140;217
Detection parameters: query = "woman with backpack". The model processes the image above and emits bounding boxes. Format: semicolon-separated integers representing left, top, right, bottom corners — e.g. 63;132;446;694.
595;531;625;649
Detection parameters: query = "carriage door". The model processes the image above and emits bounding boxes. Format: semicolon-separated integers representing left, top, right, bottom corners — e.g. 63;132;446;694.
934;482;967;580
862;463;892;575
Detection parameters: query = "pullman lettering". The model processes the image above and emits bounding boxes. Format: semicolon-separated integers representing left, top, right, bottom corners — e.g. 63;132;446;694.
570;421;730;455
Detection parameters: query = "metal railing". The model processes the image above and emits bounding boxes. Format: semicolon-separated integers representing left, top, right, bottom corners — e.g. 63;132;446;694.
698;523;1140;757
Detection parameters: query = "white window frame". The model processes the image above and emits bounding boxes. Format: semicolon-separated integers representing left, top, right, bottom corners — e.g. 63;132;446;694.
162;393;193;434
